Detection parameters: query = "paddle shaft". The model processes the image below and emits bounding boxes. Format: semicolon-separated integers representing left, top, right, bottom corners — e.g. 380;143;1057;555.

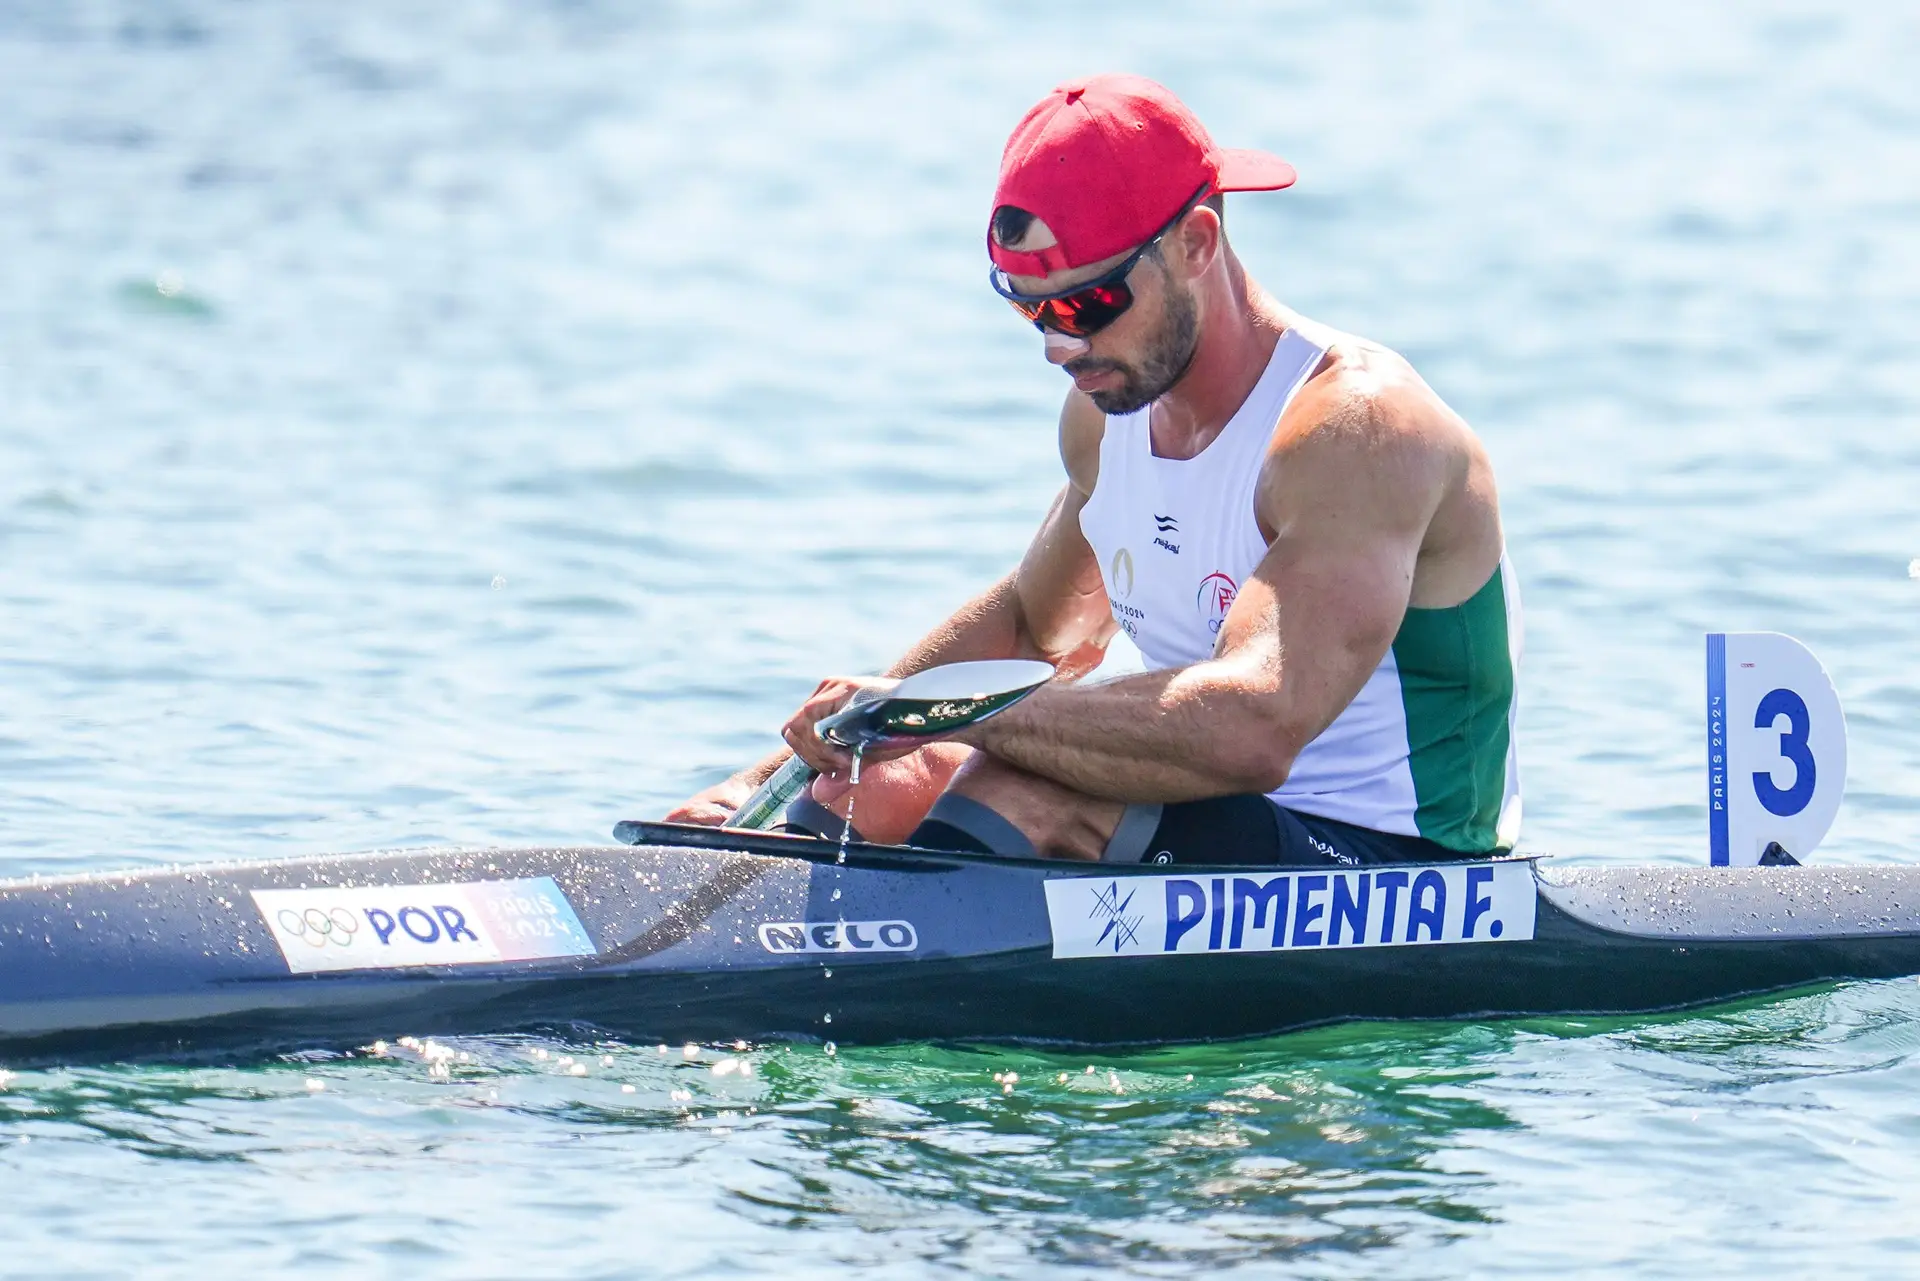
731;754;818;831
730;686;886;831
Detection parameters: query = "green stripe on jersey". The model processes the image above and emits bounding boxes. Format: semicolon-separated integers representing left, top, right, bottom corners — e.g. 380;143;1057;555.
1392;566;1516;852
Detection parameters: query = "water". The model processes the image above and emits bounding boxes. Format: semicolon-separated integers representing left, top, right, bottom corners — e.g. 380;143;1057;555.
2;0;1919;1274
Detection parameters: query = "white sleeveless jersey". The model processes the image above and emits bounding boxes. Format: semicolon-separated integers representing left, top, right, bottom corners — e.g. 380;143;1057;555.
1077;328;1523;852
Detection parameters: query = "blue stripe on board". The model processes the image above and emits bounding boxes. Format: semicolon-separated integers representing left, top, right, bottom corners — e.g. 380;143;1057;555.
1707;632;1729;866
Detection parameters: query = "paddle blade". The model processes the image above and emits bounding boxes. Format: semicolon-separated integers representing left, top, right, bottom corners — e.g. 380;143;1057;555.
819;659;1054;747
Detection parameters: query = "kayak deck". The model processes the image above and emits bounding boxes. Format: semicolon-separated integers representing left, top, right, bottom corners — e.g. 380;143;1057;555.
1537;863;1920;938
1;826;1918;1060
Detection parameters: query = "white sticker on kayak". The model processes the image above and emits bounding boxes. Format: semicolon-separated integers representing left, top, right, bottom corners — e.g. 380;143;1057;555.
252;877;596;974
757;920;918;954
1045;862;1535;959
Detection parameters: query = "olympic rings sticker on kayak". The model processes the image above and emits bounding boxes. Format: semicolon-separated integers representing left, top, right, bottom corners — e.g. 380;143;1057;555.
277;906;361;948
251;877;596;974
1044;861;1536;959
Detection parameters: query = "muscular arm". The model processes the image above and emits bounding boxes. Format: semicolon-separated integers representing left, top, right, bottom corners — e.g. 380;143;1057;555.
689;393;1116;803
959;377;1458;801
885;392;1115;680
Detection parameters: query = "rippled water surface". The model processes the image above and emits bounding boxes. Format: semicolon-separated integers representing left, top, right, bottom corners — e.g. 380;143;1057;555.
3;1;1919;1275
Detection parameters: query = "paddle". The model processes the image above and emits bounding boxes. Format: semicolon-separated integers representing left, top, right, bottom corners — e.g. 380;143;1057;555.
726;659;1055;831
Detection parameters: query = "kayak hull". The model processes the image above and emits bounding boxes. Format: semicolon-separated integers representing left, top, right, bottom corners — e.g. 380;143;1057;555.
3;825;1919;1059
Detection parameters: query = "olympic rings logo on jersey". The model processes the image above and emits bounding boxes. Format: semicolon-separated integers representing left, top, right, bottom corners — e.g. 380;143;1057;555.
276;905;361;949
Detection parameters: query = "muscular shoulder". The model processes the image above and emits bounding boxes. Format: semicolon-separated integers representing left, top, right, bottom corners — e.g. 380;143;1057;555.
1259;321;1503;601
1057;388;1105;498
1267;334;1457;505
1285;325;1470;461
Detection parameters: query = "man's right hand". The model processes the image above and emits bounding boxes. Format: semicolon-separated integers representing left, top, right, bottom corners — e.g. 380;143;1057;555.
662;774;756;827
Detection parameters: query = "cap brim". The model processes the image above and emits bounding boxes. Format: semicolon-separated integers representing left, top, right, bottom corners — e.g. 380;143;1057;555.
1215;148;1297;192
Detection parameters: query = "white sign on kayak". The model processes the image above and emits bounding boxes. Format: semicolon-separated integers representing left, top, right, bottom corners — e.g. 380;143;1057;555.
252;877;597;974
1045;862;1536;960
1706;632;1847;866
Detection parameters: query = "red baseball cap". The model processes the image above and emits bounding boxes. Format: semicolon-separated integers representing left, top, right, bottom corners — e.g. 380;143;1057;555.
988;74;1296;278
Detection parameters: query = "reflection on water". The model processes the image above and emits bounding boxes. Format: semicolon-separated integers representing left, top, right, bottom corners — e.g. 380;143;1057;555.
741;1030;1512;1266
4;984;1920;1273
0;1024;1517;1269
6;989;1919;1274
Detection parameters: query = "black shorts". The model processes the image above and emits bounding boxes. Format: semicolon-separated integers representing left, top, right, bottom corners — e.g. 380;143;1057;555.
1114;795;1481;867
876;790;1479;867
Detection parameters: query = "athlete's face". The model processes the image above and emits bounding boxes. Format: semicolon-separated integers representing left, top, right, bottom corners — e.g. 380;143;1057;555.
1016;245;1201;415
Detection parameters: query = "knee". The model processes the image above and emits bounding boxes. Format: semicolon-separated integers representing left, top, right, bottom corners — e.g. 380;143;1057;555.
943;756;1121;861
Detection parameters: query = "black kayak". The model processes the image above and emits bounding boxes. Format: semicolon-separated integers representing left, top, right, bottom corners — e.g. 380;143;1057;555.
2;819;1918;1061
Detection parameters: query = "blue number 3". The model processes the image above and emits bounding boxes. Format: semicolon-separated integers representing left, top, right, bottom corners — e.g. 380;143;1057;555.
1753;688;1816;817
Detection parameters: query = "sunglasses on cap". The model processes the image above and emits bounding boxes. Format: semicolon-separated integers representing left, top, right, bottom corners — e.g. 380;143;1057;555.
988;185;1210;339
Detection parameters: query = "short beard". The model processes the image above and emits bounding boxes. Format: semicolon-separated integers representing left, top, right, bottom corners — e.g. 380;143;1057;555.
1067;281;1200;415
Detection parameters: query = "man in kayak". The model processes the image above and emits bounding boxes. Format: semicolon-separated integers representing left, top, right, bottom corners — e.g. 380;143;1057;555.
670;73;1521;866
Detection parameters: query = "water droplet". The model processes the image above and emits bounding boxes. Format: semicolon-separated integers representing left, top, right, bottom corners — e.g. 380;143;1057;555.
491;574;507;589
824;1042;837;1056
305;1079;325;1092
682;1043;700;1058
568;1063;587;1077
830;888;842;901
823;1013;832;1023
621;1084;637;1094
1909;558;1920;581
155;268;185;297
822;968;833;978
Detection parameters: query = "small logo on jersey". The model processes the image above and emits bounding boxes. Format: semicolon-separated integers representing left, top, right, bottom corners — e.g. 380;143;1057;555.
1197;572;1238;635
1154;514;1178;533
1153;536;1180;555
1110;547;1136;600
